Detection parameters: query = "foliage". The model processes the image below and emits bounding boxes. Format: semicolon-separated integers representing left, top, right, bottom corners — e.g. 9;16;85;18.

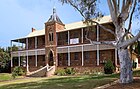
12;66;24;78
65;67;75;75
54;68;66;76
104;60;115;74
132;61;137;69
59;0;102;20
5;45;18;52
0;45;19;73
133;69;140;77
136;41;140;55
0;73;12;81
0;47;10;73
54;67;75;76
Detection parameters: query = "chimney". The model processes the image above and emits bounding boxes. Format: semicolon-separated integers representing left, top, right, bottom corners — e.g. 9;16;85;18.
32;28;36;32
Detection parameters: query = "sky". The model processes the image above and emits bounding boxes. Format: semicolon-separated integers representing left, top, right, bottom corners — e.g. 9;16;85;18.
0;0;81;47
0;0;138;48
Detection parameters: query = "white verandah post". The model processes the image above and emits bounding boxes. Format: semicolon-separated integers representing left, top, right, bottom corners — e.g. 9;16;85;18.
11;40;13;67
81;28;84;66
26;38;29;72
18;39;21;66
96;25;100;66
68;31;70;66
35;37;38;67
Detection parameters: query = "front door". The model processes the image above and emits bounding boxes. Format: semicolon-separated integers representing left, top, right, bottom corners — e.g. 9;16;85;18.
48;51;54;66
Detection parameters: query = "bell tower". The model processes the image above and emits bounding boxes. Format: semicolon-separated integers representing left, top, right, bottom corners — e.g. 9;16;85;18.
45;8;64;67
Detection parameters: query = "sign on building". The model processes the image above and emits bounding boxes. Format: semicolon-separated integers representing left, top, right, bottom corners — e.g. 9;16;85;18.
70;38;79;44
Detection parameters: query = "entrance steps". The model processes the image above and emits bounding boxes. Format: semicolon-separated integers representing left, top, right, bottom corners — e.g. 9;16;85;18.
26;65;55;77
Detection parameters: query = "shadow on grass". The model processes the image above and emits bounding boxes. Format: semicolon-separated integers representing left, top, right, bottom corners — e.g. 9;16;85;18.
0;75;116;89
1;70;140;89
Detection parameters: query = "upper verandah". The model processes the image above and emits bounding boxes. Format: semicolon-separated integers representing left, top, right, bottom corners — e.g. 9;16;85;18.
12;15;112;42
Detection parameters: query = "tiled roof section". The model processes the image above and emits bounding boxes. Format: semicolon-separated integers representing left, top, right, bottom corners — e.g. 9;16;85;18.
47;8;63;24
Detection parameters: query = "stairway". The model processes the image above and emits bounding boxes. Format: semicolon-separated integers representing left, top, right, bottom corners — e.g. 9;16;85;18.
26;65;55;77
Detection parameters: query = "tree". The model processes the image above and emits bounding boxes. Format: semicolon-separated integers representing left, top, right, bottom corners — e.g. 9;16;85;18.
59;0;140;83
0;47;10;73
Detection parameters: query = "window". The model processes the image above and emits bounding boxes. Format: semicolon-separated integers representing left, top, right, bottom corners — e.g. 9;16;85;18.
42;37;45;45
74;32;78;38
65;33;68;43
42;56;45;61
58;53;63;60
65;53;68;60
49;32;53;41
74;53;79;60
84;52;90;60
52;33;54;41
42;37;45;43
29;39;32;45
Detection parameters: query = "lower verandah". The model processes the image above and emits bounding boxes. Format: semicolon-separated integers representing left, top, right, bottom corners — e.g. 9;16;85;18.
12;49;115;72
58;49;115;67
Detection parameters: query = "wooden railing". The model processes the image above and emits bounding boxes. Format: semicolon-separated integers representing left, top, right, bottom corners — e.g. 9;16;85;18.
11;44;115;57
11;48;45;57
57;44;115;53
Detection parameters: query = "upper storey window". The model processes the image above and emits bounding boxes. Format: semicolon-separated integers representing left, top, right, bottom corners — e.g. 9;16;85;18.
57;32;68;46
70;29;81;44
49;32;54;41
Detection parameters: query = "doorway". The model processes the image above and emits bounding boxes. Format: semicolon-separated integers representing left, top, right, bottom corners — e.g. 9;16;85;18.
48;51;54;66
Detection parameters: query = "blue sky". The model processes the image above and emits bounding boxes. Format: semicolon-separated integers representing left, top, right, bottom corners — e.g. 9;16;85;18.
0;0;82;47
0;0;138;47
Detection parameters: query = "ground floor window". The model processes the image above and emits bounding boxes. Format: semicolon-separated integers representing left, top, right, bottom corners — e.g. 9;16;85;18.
84;51;96;66
13;57;18;67
38;55;46;67
58;53;68;66
99;49;115;65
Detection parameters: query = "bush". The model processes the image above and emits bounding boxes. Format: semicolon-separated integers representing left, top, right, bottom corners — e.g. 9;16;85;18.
65;68;75;75
12;66;24;78
54;69;66;76
132;61;137;69
54;67;75;76
104;60;115;74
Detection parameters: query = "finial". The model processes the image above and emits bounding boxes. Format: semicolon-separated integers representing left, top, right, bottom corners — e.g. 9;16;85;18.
53;7;56;14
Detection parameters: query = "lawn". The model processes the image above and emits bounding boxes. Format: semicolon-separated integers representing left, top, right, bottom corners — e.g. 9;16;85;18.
0;70;139;89
0;73;24;82
0;73;12;81
0;75;116;89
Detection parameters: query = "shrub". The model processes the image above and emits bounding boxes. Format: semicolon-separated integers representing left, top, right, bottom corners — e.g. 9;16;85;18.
12;66;24;78
104;59;115;74
54;67;75;76
132;61;137;69
54;69;66;76
65;68;75;75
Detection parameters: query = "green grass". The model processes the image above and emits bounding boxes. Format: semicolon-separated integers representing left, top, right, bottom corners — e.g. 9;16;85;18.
0;70;139;89
0;73;12;81
0;75;116;89
133;69;140;77
0;73;24;81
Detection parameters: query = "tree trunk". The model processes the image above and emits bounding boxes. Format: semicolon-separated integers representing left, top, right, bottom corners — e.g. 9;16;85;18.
118;48;133;83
